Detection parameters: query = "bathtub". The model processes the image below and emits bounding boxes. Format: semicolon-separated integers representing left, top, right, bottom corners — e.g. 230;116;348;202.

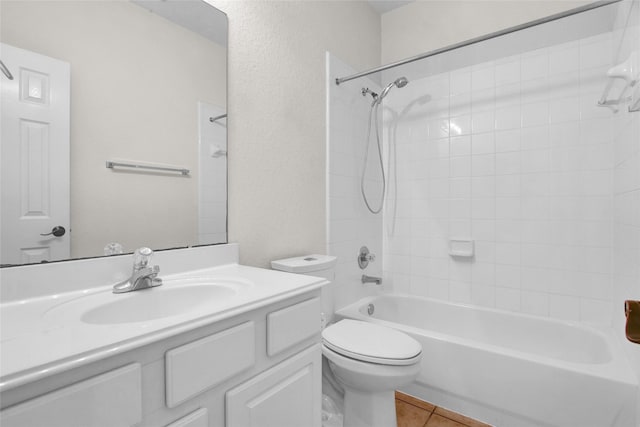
336;294;638;427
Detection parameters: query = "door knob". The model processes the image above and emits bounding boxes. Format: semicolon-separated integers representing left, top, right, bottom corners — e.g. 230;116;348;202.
40;226;66;237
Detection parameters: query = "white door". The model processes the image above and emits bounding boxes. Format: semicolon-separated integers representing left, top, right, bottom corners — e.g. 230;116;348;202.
1;43;70;265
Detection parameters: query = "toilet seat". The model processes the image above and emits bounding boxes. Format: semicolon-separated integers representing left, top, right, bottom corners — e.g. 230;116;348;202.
322;319;422;366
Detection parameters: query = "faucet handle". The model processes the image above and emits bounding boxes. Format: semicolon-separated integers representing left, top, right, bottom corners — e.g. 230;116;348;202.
358;246;376;269
133;247;153;270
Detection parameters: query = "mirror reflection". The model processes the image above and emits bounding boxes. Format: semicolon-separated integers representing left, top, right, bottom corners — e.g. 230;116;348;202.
0;0;228;266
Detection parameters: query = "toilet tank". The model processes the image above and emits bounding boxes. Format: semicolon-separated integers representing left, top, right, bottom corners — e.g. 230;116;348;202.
271;254;337;281
271;255;337;326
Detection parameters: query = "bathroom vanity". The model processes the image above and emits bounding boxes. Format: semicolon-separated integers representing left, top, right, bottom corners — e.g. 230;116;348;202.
0;244;324;426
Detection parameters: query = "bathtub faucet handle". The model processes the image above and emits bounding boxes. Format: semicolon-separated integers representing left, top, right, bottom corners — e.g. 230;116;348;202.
358;246;376;269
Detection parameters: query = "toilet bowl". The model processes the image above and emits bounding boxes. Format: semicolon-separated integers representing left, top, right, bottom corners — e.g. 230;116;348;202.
270;255;422;427
322;319;422;427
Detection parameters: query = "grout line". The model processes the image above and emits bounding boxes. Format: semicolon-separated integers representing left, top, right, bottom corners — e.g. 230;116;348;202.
422;410;434;427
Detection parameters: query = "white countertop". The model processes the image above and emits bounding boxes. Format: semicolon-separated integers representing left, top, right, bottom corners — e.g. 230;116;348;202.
0;263;324;392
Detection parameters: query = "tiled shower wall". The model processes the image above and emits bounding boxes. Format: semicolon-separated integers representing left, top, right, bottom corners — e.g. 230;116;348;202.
383;31;620;325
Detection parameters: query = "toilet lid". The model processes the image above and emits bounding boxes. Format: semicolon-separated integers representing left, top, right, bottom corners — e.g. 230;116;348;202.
322;319;422;366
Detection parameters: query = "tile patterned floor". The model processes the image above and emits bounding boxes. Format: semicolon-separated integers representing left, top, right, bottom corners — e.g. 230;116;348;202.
395;391;493;427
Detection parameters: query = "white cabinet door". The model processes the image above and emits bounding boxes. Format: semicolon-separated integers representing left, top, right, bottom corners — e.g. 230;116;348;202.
226;344;321;427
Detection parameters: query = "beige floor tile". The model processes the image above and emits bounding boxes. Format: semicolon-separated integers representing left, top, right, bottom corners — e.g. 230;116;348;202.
434;407;492;427
396;391;436;412
396;399;432;427
425;414;468;427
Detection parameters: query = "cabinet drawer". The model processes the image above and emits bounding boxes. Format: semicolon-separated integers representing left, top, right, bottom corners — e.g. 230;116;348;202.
0;363;141;427
267;297;321;356
166;321;255;408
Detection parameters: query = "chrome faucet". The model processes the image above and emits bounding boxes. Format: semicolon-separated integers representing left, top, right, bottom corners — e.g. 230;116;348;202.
361;274;382;285
113;247;163;293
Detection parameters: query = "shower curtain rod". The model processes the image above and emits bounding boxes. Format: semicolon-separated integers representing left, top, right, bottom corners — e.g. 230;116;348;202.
335;0;622;86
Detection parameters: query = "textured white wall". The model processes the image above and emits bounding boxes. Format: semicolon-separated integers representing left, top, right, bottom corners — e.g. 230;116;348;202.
381;0;590;64
211;1;381;267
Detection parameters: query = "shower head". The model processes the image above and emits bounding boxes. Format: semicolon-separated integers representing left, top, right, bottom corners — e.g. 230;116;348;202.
377;76;409;104
394;77;409;88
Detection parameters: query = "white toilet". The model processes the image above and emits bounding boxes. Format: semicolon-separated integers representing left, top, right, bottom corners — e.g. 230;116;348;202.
272;255;423;427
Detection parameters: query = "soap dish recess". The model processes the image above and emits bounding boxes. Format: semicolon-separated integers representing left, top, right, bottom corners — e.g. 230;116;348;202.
449;239;474;257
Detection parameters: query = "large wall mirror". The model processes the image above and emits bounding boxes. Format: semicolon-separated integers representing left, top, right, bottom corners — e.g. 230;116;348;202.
0;0;228;266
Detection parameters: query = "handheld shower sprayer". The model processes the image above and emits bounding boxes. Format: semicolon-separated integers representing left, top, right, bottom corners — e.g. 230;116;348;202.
360;76;409;214
376;77;409;104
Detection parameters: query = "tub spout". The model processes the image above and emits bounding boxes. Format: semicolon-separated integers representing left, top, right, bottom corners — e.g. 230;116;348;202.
361;274;382;285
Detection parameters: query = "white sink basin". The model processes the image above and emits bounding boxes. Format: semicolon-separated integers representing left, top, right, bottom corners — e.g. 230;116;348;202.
83;284;234;324
43;277;252;325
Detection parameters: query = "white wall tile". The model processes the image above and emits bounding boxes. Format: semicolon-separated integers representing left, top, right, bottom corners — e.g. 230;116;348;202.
470;218;494;241
472;65;495;91
471;133;495;155
471;154;496;176
450;177;472;198
372;27;626;327
549;97;580;123
580;36;613;69
521;78;549;104
450;135;471;156
472;198;495;219
495;220;521;243
495;265;521;290
521;51;548;81
521;102;549;127
495;106;521;130
472;110;496;134
471;284;496;307
495;175;521;196
472;176;496;198
450;281;472;303
496;197;521;219
450;155;472;177
495;129;521;153
521;291;549;316
450;92;472;116
550;121;580;147
495;83;521;108
521;149;551;173
495;60;520;86
521;125;549;151
495;242;521;265
449;115;472;136
549;294;580;321
496;152;521;175
471;88;495;112
450;69;471;95
495;287;521;311
549;44;580;75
